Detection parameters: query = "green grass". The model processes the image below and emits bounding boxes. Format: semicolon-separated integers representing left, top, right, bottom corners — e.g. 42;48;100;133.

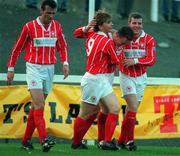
0;143;180;156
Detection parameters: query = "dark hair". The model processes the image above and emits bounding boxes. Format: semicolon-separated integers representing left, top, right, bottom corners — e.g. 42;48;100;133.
93;10;112;32
41;0;57;10
118;26;134;41
128;12;143;23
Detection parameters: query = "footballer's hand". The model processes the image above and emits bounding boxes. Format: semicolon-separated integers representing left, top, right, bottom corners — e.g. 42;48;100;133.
88;19;96;27
63;65;69;79
7;71;14;85
122;59;135;68
85;19;96;31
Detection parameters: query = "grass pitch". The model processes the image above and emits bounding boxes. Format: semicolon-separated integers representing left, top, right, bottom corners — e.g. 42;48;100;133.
0;143;180;156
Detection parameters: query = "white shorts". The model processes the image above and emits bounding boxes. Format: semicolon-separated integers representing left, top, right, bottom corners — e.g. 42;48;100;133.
119;72;147;101
26;62;54;94
105;73;114;86
81;72;113;105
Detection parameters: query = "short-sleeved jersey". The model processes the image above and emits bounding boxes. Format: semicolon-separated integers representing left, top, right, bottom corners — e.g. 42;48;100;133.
118;31;156;77
7;17;68;67
74;27;119;74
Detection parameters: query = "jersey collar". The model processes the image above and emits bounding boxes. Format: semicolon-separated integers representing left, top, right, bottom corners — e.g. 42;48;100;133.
97;31;108;38
139;30;145;38
36;16;52;32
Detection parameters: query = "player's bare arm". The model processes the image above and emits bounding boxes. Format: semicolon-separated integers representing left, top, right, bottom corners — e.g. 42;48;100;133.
84;19;96;32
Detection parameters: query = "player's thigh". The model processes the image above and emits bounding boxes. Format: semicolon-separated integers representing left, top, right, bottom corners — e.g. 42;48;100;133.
30;89;45;109
99;73;114;114
79;101;100;119
124;94;139;112
100;92;120;114
81;78;103;105
99;102;109;114
119;73;138;111
119;72;137;97
26;62;43;90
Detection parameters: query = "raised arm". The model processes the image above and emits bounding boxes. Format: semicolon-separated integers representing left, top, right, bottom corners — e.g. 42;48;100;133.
73;19;96;38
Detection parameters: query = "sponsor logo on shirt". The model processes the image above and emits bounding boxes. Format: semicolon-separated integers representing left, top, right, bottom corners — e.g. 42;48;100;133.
124;49;146;58
33;37;57;47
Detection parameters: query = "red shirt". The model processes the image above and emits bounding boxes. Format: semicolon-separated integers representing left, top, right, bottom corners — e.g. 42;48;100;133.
74;27;119;74
118;31;156;77
7;17;68;67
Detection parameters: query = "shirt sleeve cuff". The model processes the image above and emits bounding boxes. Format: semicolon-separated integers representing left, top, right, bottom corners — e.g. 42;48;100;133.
8;67;14;72
63;61;69;66
83;26;88;32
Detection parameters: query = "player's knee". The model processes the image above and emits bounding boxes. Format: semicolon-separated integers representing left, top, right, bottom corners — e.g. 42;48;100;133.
33;100;45;109
80;111;97;120
128;105;138;112
110;104;120;114
100;105;109;114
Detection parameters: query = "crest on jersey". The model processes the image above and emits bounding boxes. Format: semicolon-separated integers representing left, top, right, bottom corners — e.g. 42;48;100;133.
126;86;132;92
139;43;145;49
51;31;56;37
116;46;123;55
91;96;97;103
31;80;37;86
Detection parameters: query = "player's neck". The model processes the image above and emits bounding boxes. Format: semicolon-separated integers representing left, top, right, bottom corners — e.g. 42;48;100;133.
134;30;142;38
39;16;50;25
39;17;50;30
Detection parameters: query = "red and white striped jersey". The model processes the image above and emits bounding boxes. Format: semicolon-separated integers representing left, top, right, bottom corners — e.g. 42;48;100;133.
7;17;68;67
74;27;119;74
118;31;156;77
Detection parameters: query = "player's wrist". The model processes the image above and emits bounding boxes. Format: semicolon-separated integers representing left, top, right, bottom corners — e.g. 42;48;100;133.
83;26;90;32
8;67;14;72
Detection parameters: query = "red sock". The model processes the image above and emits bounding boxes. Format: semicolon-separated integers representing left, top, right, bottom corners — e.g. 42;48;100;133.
34;109;47;144
97;112;107;142
125;111;136;143
117;116;128;144
104;113;119;142
73;115;96;145
22;109;35;144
